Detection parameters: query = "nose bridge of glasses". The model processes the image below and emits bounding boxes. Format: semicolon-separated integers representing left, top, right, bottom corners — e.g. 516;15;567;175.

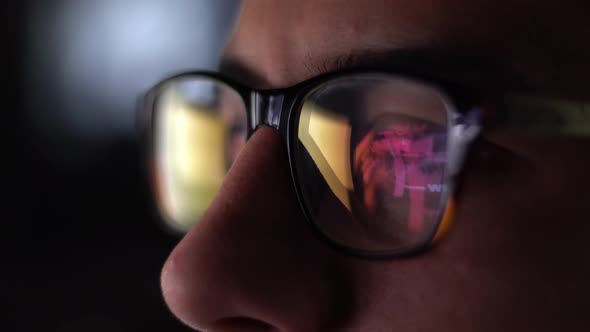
251;91;285;131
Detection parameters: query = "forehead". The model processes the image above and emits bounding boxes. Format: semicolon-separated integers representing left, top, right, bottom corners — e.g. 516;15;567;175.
225;0;590;96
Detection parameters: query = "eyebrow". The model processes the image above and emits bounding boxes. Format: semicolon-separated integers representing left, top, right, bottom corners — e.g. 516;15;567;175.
220;47;528;93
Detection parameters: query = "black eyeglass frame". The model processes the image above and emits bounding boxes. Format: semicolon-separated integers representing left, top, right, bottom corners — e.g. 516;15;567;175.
139;67;589;259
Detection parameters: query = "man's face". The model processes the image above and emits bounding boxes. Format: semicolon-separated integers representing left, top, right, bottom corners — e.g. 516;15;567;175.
160;1;590;331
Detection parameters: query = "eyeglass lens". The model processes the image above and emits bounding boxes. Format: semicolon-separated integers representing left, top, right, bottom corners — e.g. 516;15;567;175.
294;75;450;252
153;77;247;232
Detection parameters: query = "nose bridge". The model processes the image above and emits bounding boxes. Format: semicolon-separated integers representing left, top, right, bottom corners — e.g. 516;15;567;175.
160;127;349;331
251;91;285;131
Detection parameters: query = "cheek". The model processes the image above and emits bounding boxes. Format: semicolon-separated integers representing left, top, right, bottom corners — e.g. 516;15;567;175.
340;248;538;331
337;137;590;330
446;136;590;323
452;136;590;267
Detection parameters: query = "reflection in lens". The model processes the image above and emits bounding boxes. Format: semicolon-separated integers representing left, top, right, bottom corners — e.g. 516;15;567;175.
153;77;247;232
296;74;450;253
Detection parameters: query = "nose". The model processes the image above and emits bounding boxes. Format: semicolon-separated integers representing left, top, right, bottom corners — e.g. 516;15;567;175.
160;127;352;331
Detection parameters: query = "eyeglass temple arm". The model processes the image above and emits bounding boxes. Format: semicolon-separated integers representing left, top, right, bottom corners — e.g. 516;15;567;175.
488;95;590;136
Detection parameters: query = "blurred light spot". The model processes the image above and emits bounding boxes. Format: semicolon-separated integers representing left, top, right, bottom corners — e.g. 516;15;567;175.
23;0;241;164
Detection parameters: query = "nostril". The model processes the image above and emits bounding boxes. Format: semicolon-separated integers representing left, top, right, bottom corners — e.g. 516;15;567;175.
212;316;277;331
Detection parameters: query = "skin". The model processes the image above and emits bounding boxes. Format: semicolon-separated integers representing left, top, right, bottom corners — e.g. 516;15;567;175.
160;1;590;331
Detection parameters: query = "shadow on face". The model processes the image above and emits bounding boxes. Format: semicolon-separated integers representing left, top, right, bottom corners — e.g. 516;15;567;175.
160;1;590;331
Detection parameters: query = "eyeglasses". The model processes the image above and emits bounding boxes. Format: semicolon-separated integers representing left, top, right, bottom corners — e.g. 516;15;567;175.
140;69;590;258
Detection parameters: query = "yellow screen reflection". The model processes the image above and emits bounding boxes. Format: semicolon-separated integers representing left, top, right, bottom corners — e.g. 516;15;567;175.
298;103;354;210
156;89;226;231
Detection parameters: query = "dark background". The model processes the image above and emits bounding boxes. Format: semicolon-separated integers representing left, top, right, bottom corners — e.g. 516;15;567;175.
6;1;240;330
